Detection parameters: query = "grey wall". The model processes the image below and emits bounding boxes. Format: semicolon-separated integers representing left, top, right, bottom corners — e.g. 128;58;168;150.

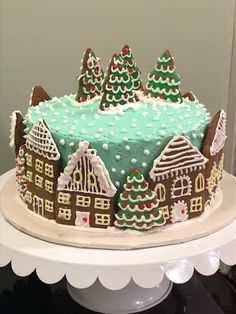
1;0;235;174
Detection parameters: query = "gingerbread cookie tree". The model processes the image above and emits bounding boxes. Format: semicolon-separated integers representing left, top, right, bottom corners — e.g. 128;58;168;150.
144;50;182;103
76;48;105;103
100;54;139;111
115;169;166;231
120;45;143;91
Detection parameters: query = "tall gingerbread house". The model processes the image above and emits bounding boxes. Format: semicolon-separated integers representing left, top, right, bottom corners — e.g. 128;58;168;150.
56;141;117;228
25;119;61;220
148;136;208;224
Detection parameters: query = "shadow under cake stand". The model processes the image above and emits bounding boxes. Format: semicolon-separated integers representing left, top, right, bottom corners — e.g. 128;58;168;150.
1;170;236;314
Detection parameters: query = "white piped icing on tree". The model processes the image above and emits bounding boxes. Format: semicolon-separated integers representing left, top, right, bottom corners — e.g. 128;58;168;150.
26;119;60;161
57;140;117;197
149;135;208;180
210;110;227;156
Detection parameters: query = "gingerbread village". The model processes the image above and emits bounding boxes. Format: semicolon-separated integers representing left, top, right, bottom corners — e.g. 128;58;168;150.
10;46;227;231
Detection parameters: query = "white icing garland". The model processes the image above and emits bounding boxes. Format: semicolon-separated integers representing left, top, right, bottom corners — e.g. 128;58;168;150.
9;111;22;149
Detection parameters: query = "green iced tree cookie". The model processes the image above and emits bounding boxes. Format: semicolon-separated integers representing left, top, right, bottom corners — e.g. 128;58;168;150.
115;168;166;231
144;50;182;103
76;48;104;103
99;54;139;111
120;45;143;91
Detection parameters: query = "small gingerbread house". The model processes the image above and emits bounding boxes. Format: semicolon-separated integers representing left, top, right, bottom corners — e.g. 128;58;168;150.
56;141;117;228
25;119;61;220
148;136;208;224
202;110;226;199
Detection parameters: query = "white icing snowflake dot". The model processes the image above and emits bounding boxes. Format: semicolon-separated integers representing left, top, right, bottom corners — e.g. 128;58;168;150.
102;143;109;151
116;155;121;161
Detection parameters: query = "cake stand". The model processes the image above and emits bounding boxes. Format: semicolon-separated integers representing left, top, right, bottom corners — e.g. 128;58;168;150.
1;170;236;314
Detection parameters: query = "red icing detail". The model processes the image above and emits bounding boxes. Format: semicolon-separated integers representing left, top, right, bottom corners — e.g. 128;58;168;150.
165;88;168;92
162;75;166;80
170;76;174;80
80;97;87;102
127;221;133;225
130;204;135;209
128;69;133;74
133;168;139;174
82;217;88;223
163;64;167;69
169;64;174;70
123;47;129;55
139;204;145;210
157;64;161;69
118;65;122;70
121;202;127;208
172;88;176;92
143;182;148;187
181;209;185;214
160;95;165;100
112;64;118;70
127;184;132;189
123;193;128;199
147;202;152;208
151;211;156;216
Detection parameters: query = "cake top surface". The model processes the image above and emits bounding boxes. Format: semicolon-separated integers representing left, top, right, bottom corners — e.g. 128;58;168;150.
25;96;210;188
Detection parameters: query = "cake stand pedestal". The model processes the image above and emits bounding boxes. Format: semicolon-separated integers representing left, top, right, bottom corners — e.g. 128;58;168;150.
1;171;236;313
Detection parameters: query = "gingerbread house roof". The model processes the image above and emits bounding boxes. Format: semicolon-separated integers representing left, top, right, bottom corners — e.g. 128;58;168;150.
149;136;208;180
57;141;117;197
26;119;60;161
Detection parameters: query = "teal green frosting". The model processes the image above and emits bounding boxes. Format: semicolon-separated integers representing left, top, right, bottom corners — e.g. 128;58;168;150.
25;95;211;190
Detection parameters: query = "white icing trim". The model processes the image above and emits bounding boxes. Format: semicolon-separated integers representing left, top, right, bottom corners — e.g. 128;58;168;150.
58;141;117;197
26;119;60;161
149;136;208;180
210;110;227;156
141;94;183;108
97;102;143;115
9;111;22;149
170;200;188;223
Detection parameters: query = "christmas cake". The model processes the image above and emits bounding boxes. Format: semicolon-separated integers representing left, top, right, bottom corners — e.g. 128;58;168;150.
10;46;226;232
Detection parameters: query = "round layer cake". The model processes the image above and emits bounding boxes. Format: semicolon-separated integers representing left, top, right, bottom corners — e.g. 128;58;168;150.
25;96;210;189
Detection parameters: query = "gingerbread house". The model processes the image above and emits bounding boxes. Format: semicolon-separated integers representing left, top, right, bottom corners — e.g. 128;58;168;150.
56;141;117;228
148;136;208;223
202;110;226;200
25;119;61;220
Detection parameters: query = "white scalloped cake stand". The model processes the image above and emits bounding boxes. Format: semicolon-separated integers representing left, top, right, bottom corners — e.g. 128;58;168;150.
1;170;236;313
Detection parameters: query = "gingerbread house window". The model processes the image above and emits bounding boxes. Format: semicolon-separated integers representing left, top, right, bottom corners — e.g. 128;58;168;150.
76;195;91;207
154;183;166;202
45;200;54;212
159;206;169;220
94;198;110;210
35;174;43;188
73;169;82;183
190;197;202;212
45;180;54;193
45;163;54;178
35;159;43;173
95;213;110;226
25;191;32;204
172;175;191;198
58;192;71;204
26;170;33;182
58;208;71;220
195;173;205;192
88;172;96;190
26;154;33;167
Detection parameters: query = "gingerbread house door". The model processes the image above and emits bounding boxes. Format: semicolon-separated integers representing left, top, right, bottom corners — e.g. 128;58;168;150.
33;195;44;216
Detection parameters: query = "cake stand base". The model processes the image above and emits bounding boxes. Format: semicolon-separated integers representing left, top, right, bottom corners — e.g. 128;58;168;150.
67;276;172;314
